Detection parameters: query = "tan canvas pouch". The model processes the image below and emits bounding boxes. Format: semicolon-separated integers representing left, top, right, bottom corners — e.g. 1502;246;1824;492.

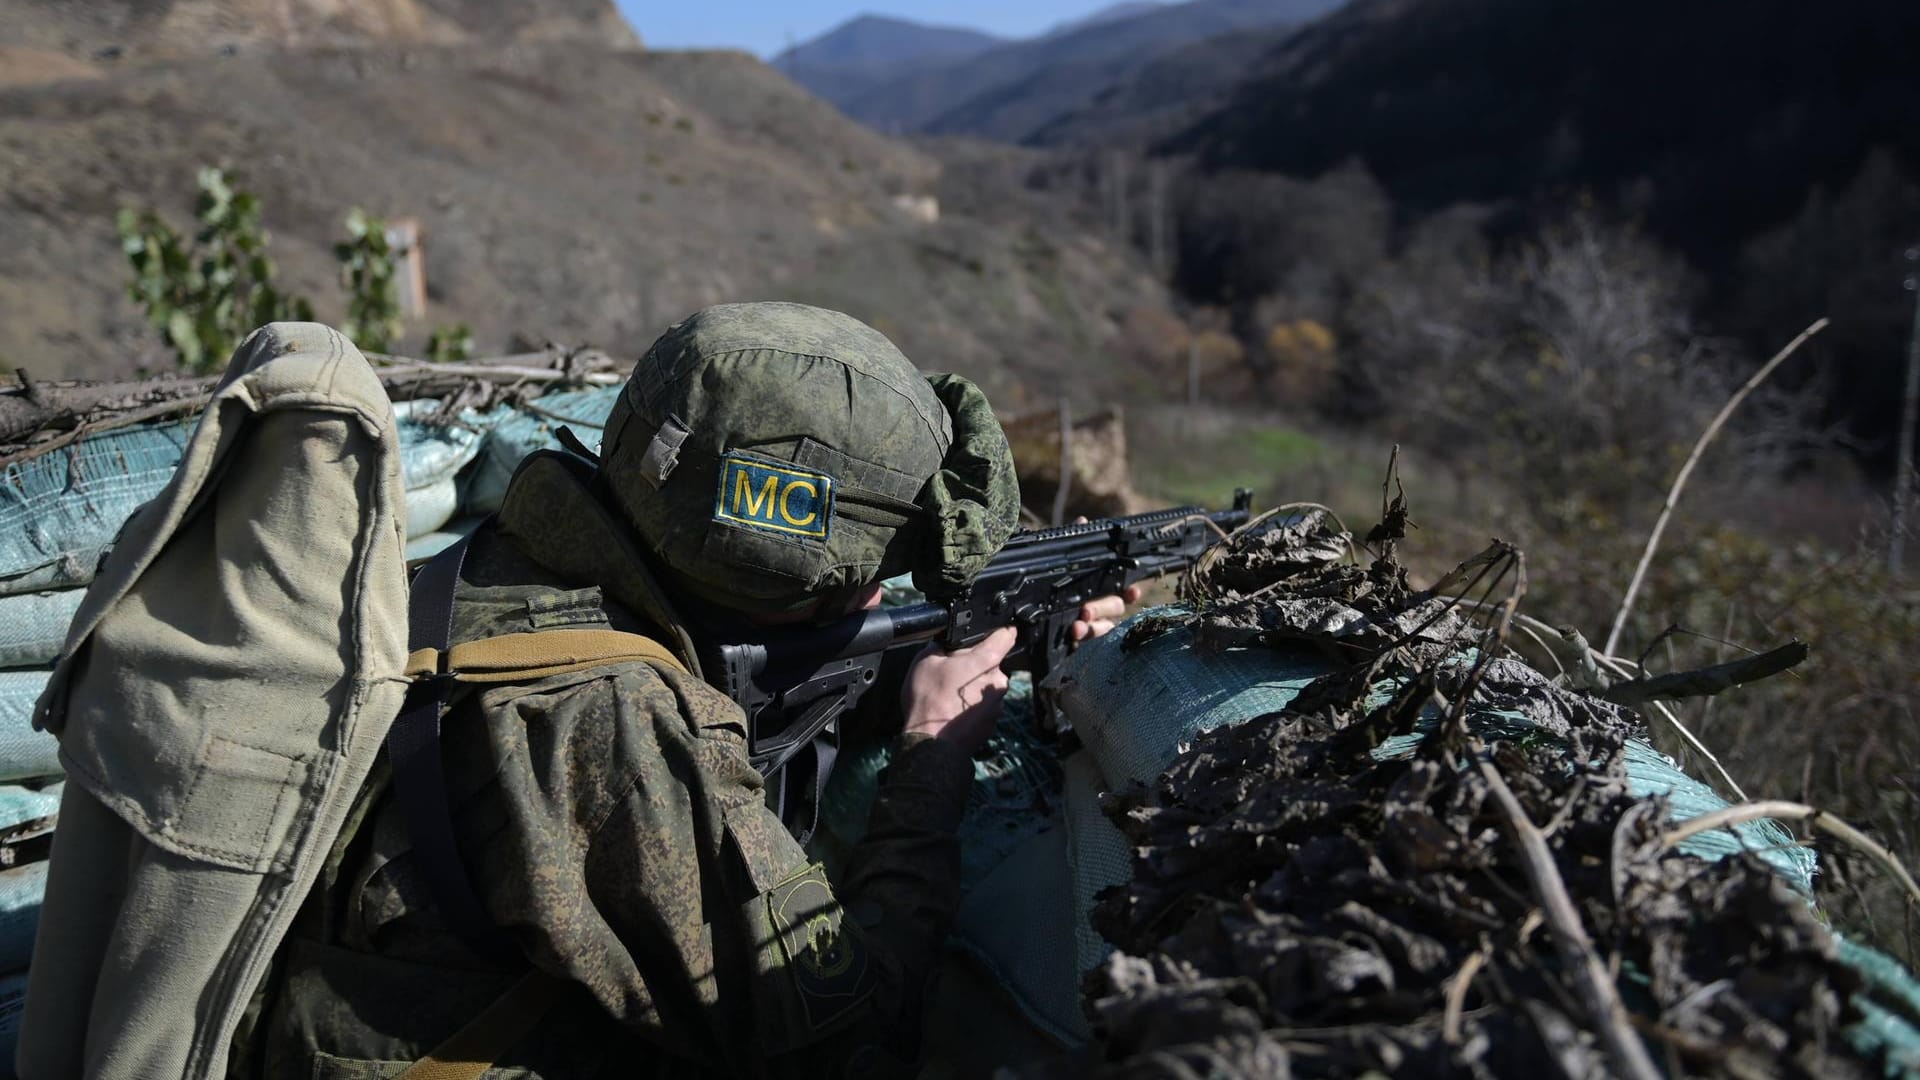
17;324;411;1079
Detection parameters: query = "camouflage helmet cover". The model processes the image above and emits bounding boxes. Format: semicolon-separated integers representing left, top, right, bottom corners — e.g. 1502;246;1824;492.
601;302;1019;611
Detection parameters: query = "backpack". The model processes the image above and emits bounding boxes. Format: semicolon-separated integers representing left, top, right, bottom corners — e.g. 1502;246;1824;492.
17;324;683;1079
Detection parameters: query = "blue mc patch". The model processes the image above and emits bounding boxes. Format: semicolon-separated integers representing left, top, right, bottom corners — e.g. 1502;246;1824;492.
714;453;835;540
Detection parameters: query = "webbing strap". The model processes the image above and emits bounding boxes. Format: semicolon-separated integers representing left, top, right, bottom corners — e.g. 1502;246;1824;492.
392;970;566;1080
404;628;687;683
388;532;506;956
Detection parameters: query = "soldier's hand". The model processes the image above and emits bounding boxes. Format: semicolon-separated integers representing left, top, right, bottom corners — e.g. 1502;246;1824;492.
1071;585;1143;642
1065;516;1143;643
902;626;1017;755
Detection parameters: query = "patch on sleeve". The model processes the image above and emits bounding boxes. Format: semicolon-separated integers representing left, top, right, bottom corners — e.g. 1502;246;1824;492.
765;862;875;1032
713;452;835;540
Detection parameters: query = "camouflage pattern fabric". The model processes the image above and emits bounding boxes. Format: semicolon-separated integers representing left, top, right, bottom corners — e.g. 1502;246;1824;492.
242;452;975;1080
599;303;1019;611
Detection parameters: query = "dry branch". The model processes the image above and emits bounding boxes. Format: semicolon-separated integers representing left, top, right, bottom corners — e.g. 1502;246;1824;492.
0;348;631;463
1598;640;1810;706
1603;318;1828;656
1474;743;1663;1080
1456;598;1751;800
1661;800;1920;908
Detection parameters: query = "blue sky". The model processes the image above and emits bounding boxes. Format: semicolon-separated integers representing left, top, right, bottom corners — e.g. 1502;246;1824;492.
619;1;1100;57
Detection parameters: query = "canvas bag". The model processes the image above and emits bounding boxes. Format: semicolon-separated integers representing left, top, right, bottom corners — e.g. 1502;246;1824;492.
16;324;413;1079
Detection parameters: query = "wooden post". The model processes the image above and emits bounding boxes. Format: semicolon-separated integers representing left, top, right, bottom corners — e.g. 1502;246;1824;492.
1051;399;1073;527
385;218;428;319
1186;337;1199;407
1148;161;1170;280
1892;246;1920;577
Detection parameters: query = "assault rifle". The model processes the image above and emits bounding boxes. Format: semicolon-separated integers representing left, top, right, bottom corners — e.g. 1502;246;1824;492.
702;491;1255;831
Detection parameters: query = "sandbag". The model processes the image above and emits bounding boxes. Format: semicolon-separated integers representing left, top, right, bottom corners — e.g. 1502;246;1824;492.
0;674;58;782
403;515;487;564
0;970;26;1079
1054;608;1920;1067
1060;608;1813;900
0;422;192;598
0;591;84;669
0;783;59;839
393;400;486;538
460;387;620;515
0;861;44;972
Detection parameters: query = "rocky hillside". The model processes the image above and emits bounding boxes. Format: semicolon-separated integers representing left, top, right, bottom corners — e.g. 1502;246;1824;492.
0;18;1174;397
3;0;639;61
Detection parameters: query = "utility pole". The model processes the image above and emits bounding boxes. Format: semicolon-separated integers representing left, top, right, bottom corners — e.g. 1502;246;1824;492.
1891;245;1920;577
1187;335;1199;407
1148;160;1170;280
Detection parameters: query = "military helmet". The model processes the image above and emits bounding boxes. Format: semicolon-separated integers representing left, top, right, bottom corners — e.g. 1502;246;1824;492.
600;302;1020;612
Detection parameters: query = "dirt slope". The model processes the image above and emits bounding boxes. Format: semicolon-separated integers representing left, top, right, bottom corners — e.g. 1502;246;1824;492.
0;42;1172;395
2;0;639;59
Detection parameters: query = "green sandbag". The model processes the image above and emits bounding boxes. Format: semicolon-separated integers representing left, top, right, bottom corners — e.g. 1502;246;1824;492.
1059;609;1918;1073
0;422;192;597
1064;607;1811;891
393;400;487;539
0;673;59;782
0;783;59;837
460;387;621;516
0;861;44;972
0;591;84;668
0;969;25;1079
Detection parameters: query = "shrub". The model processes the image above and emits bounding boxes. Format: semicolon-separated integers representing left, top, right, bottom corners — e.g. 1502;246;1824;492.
117;167;314;373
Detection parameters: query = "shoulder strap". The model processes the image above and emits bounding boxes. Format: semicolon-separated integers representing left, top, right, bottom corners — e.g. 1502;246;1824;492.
388;532;506;954
404;627;687;683
393;970;567;1080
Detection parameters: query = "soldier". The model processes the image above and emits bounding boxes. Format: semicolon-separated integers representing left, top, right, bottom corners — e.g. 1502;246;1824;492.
240;302;1133;1078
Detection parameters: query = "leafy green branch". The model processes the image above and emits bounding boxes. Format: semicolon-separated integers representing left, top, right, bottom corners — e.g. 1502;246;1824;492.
118;167;474;371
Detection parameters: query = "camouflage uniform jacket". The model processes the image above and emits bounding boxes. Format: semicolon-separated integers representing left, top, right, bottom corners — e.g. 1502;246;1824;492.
244;453;975;1079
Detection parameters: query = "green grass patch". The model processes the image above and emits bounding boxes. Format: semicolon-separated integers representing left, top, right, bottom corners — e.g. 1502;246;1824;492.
1136;419;1328;508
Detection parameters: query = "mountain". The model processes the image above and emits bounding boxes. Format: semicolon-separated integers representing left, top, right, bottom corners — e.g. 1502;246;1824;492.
0;34;1174;391
1025;20;1299;146
771;15;1003;112
1040;3;1168;37
1;0;640;61
819;0;1345;143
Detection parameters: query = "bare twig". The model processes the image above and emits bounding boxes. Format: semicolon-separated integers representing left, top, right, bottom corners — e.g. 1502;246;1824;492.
1599;640;1810;706
1514;620;1570;681
0;393;212;469
1593;652;1749;801
1475;743;1663;1080
0;348;630;465
1604;318;1828;656
1660;800;1920;908
1442;946;1491;1045
1184;502;1355;605
1456;598;1751;800
367;357;625;385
